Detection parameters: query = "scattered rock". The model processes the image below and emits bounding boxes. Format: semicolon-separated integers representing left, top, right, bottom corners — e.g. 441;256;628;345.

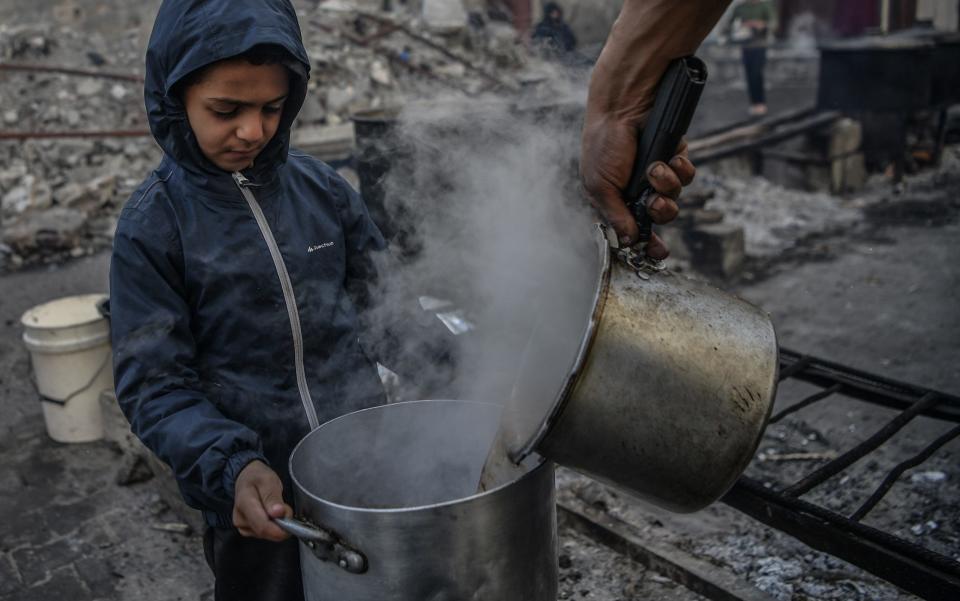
115;453;154;486
109;83;129;100
76;78;104;97
369;60;393;86
2;174;52;216
910;470;947;484
55;174;117;210
421;0;467;34
3;206;87;253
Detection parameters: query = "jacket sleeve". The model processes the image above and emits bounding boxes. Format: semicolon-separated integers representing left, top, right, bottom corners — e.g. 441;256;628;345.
109;206;266;516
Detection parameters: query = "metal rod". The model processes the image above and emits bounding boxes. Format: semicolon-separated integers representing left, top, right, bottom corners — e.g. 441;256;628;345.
691;111;841;165
769;383;843;424
784;392;942;497
778;348;960;423
723;477;960;601
777;354;811;381
850;423;960;521
0;62;144;82
0;129;150;141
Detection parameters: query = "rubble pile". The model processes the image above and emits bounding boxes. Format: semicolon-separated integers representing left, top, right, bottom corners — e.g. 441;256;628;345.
1;0;557;272
0;17;158;271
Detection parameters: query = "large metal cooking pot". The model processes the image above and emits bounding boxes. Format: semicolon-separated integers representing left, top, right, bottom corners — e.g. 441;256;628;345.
817;36;935;112
502;225;778;512
277;400;557;601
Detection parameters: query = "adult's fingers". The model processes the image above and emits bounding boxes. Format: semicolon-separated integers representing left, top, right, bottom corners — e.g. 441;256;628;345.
592;182;640;246
670;155;696;186
647;194;679;225
647;161;683;200
645;232;670;260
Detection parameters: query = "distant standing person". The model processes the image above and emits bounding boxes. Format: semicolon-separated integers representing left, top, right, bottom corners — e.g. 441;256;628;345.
728;0;776;116
532;2;577;57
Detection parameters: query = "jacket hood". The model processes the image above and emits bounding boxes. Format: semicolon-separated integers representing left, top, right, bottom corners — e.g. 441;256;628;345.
145;0;310;180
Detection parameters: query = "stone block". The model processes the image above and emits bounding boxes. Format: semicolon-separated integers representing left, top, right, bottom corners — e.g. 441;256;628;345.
831;152;867;194
684;223;745;278
2;207;86;253
4;565;93;601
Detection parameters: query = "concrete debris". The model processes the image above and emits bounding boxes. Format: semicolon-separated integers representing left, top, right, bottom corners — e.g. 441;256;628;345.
910;470;947;483
421;0;468;34
369;59;393;86
115;452;155;486
4;206;87;253
150;522;194;536
0;0;570;273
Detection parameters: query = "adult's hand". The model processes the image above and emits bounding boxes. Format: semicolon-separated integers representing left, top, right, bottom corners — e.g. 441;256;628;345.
232;460;293;541
580;0;731;257
581;118;695;259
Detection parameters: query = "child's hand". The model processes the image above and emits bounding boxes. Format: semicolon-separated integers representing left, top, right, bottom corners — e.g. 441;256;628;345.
232;460;293;541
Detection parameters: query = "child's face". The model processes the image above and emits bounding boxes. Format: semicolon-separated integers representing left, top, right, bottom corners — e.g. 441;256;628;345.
182;59;290;172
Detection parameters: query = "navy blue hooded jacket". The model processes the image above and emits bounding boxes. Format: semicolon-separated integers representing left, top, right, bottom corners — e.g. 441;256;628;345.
110;0;387;527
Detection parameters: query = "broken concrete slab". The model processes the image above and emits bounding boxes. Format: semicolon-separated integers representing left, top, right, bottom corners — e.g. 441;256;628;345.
685;222;746;278
3;206;86;253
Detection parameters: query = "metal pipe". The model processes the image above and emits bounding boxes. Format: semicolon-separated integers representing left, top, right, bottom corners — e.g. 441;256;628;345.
850;423;960;521
784;392;943;497
768;383;843;424
778;348;960;423
0;62;143;82
724;477;960;601
0;129;150;141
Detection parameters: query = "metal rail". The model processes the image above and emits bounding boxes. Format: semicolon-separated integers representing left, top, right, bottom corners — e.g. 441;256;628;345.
723;347;960;601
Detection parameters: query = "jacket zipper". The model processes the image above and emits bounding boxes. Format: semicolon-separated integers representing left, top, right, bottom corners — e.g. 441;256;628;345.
232;172;320;430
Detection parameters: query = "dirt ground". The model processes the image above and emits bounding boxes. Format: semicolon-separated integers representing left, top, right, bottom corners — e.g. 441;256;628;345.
3;156;956;600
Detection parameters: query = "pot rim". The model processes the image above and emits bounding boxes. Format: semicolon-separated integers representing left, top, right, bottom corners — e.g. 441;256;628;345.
288;399;552;514
510;223;612;462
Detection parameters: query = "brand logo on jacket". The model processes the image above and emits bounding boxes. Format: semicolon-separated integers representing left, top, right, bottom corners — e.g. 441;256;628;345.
307;242;334;253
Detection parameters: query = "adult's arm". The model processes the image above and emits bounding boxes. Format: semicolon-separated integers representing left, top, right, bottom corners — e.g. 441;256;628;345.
581;0;731;250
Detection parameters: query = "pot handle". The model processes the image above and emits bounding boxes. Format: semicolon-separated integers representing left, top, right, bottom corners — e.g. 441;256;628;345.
274;517;368;574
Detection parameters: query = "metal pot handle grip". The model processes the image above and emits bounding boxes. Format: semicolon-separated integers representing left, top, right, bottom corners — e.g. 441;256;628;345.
274;517;368;574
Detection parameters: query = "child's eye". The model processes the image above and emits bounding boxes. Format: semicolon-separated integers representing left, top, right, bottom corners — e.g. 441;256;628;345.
264;105;282;115
212;108;238;119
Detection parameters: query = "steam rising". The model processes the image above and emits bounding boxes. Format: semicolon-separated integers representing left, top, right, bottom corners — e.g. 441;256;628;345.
359;86;601;494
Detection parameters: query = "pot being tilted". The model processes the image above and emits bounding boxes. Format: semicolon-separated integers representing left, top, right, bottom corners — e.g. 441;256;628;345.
503;225;779;512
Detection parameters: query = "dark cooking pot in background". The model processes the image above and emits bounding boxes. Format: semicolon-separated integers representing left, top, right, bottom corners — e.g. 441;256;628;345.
818;36;935;112
276;400;557;601
909;29;960;106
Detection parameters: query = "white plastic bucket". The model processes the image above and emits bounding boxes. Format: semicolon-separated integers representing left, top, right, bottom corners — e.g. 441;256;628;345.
21;294;112;443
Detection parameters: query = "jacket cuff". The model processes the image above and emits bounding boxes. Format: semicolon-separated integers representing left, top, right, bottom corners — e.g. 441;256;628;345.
222;449;268;501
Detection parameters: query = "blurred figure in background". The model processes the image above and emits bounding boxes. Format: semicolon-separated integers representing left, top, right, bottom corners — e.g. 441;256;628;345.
533;2;577;57
728;0;777;116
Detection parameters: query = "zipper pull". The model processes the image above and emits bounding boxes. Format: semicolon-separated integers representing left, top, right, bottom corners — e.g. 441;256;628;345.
232;172;251;187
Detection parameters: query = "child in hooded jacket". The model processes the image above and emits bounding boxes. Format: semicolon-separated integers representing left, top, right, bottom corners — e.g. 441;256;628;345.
112;0;711;599
110;1;386;598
